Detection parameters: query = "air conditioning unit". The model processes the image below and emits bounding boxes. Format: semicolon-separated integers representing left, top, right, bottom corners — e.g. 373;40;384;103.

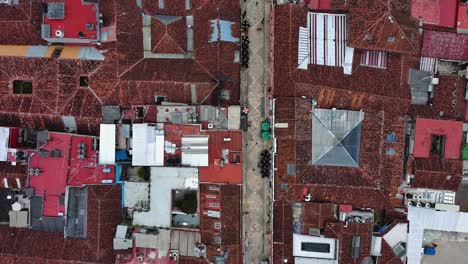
207;123;214;129
137;255;143;262
431;77;439;85
2;0;19;5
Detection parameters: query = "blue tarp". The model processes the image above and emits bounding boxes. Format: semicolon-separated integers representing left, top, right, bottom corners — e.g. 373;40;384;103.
209;19;239;43
116;165;124;207
116;149;128;161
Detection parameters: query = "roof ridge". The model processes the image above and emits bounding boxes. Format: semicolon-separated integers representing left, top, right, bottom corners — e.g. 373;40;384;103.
152;33;185;54
352;9;387;45
166;33;186;54
388;13;418;53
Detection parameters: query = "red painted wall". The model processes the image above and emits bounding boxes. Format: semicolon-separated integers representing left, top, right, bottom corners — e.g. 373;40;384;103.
413;118;463;159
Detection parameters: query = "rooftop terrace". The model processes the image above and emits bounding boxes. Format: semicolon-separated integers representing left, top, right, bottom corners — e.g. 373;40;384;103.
28;131;115;216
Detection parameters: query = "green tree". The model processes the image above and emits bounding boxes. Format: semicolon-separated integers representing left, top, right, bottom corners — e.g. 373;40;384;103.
175;192;197;214
136;167;151;181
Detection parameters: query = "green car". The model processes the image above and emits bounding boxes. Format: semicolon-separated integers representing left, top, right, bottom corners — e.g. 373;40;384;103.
261;120;271;140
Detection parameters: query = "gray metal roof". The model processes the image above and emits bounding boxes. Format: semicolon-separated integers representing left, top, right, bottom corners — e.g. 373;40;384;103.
0;189;13;224
408;68;432;105
65;187;88;239
46;2;65;20
408;68;431;90
30;196;65;233
101;105;121;124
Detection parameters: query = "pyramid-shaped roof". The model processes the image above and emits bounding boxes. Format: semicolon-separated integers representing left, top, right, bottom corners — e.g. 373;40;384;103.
312;108;364;168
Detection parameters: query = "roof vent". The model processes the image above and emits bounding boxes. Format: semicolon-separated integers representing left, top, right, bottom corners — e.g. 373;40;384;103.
364;34;371;40
55;29;64;38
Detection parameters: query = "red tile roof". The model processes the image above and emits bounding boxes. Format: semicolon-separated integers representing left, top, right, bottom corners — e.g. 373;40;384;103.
0;185;121;264
408;157;463;191
151;17;186;54
409;76;466;121
142;0;187;16
300;203;336;233
411;0;458;28
324;222;374;264
271;4;429;262
199;184;242;264
0;0;240;134
421;30;468;61
348;0;421;54
0;1;43;45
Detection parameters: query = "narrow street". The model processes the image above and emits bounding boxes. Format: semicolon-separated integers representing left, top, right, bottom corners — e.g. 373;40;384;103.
240;0;272;263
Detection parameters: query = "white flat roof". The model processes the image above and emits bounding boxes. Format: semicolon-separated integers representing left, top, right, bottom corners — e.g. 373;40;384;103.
132;123;165;166
293;234;337;260
99;124;116;164
383;223;408;248
123;181;149;208
134;230;170;256
407;207;468;264
115;225;128;239
133;167;198;228
0;127;10;161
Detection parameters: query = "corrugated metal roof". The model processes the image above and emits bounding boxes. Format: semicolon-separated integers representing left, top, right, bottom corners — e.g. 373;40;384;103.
65;186;88;239
308;12;347;67
182;135;209;167
360;50;387;69
419;57;437;73
132;123;165;166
